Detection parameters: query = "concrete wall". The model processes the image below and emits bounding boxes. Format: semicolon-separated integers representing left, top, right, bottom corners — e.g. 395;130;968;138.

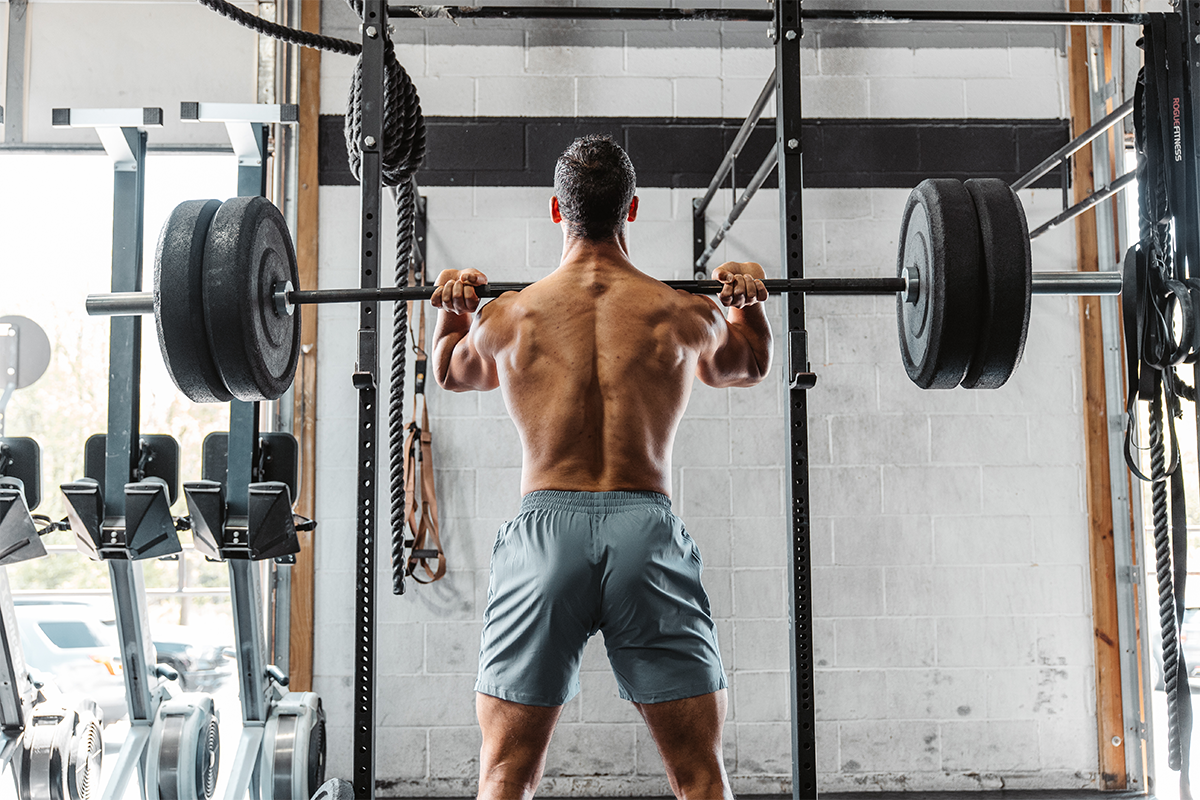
312;2;1099;795
6;0;259;147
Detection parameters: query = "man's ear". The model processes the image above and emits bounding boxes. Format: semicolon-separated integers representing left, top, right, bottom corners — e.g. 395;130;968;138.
550;195;563;224
627;196;639;222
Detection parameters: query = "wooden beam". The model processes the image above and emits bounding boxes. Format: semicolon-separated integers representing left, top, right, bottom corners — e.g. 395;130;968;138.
289;0;320;693
1068;1;1126;788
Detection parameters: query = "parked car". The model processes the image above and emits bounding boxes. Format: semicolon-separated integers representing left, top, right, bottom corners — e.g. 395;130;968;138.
150;624;232;694
11;601;127;724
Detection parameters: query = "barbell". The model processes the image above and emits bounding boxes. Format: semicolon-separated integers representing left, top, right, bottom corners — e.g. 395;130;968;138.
86;181;1122;402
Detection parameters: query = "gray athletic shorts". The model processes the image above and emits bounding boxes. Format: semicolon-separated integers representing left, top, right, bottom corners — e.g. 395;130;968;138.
476;490;727;707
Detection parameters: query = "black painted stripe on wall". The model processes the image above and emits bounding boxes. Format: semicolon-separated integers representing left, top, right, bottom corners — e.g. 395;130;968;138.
319;115;1069;190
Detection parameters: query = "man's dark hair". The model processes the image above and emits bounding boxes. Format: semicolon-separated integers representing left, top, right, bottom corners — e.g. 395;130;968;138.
553;134;637;240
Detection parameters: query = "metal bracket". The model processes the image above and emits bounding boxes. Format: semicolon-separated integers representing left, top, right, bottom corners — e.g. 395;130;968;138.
353;329;378;390
180;102;298;168
50;107;163;170
789;330;817;390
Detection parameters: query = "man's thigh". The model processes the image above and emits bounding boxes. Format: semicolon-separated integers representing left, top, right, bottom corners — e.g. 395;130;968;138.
634;689;728;755
477;693;563;757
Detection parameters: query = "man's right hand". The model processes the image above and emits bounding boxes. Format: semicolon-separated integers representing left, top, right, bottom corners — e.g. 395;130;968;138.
713;262;767;309
431;269;488;315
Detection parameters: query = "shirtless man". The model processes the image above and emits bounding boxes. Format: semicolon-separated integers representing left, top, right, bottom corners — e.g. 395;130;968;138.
430;134;773;800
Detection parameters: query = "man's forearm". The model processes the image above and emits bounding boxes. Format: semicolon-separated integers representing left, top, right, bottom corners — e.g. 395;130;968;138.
432;309;473;388
728;304;773;379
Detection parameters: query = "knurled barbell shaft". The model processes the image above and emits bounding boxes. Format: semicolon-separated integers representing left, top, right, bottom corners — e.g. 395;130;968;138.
83;271;1123;317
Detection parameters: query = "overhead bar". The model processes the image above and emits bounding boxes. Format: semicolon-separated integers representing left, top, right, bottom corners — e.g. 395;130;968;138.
800;9;1150;25
1012;98;1135;192
1029;171;1137;239
388;5;773;20
387;5;1151;24
695;68;777;220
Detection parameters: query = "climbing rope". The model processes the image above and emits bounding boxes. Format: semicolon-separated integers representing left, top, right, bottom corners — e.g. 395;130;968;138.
197;0;426;595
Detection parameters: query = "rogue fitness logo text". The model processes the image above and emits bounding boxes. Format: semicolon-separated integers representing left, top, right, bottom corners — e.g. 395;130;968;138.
1175;97;1184;161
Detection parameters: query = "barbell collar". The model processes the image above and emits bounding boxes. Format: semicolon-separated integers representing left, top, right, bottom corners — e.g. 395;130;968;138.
84;270;1123;319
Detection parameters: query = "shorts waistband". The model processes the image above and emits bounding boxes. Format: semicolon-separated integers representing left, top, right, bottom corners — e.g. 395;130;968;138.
519;490;672;514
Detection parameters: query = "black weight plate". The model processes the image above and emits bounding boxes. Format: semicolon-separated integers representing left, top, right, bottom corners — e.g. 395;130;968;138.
155;200;233;403
202;197;301;402
961;179;1032;389
896;179;985;389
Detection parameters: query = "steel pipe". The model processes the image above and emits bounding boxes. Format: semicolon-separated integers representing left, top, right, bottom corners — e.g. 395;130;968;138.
1029;171;1137;239
695;69;777;219
1012;98;1135;192
695;142;779;272
386;5;1151;25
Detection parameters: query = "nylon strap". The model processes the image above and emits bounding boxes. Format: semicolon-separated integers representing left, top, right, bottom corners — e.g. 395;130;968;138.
404;274;446;584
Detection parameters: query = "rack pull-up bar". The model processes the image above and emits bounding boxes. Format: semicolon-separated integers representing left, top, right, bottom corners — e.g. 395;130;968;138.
387;6;1150;25
696;142;779;273
695;69;777;221
1029;171;1137;239
1012;98;1135;192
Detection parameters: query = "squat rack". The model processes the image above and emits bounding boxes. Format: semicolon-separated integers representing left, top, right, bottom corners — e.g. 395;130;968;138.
347;4;1165;799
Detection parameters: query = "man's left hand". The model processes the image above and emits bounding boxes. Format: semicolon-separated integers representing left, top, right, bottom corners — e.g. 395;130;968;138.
432;268;488;315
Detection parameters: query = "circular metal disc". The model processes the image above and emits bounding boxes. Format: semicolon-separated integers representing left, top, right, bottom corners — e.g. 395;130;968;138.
202;196;301;402
154;199;233;403
68;715;103;800
199;712;220;799
896;178;985;389
0;316;52;390
961;178;1033;389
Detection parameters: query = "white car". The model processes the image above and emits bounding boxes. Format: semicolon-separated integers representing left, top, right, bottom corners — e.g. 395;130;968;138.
12;601;127;724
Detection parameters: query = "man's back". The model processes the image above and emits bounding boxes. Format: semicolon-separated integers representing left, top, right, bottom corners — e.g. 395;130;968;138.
475;256;721;496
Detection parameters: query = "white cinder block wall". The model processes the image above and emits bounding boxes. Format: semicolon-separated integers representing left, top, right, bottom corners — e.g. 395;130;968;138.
313;3;1098;795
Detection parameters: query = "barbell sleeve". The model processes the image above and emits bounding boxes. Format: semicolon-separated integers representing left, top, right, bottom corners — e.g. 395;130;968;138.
86;292;155;316
83;270;1124;318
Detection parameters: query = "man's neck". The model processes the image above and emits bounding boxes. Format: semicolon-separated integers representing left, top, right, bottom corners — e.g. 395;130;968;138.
559;229;633;268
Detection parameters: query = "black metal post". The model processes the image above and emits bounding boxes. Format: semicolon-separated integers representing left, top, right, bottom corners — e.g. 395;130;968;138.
354;2;386;797
776;1;817;797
